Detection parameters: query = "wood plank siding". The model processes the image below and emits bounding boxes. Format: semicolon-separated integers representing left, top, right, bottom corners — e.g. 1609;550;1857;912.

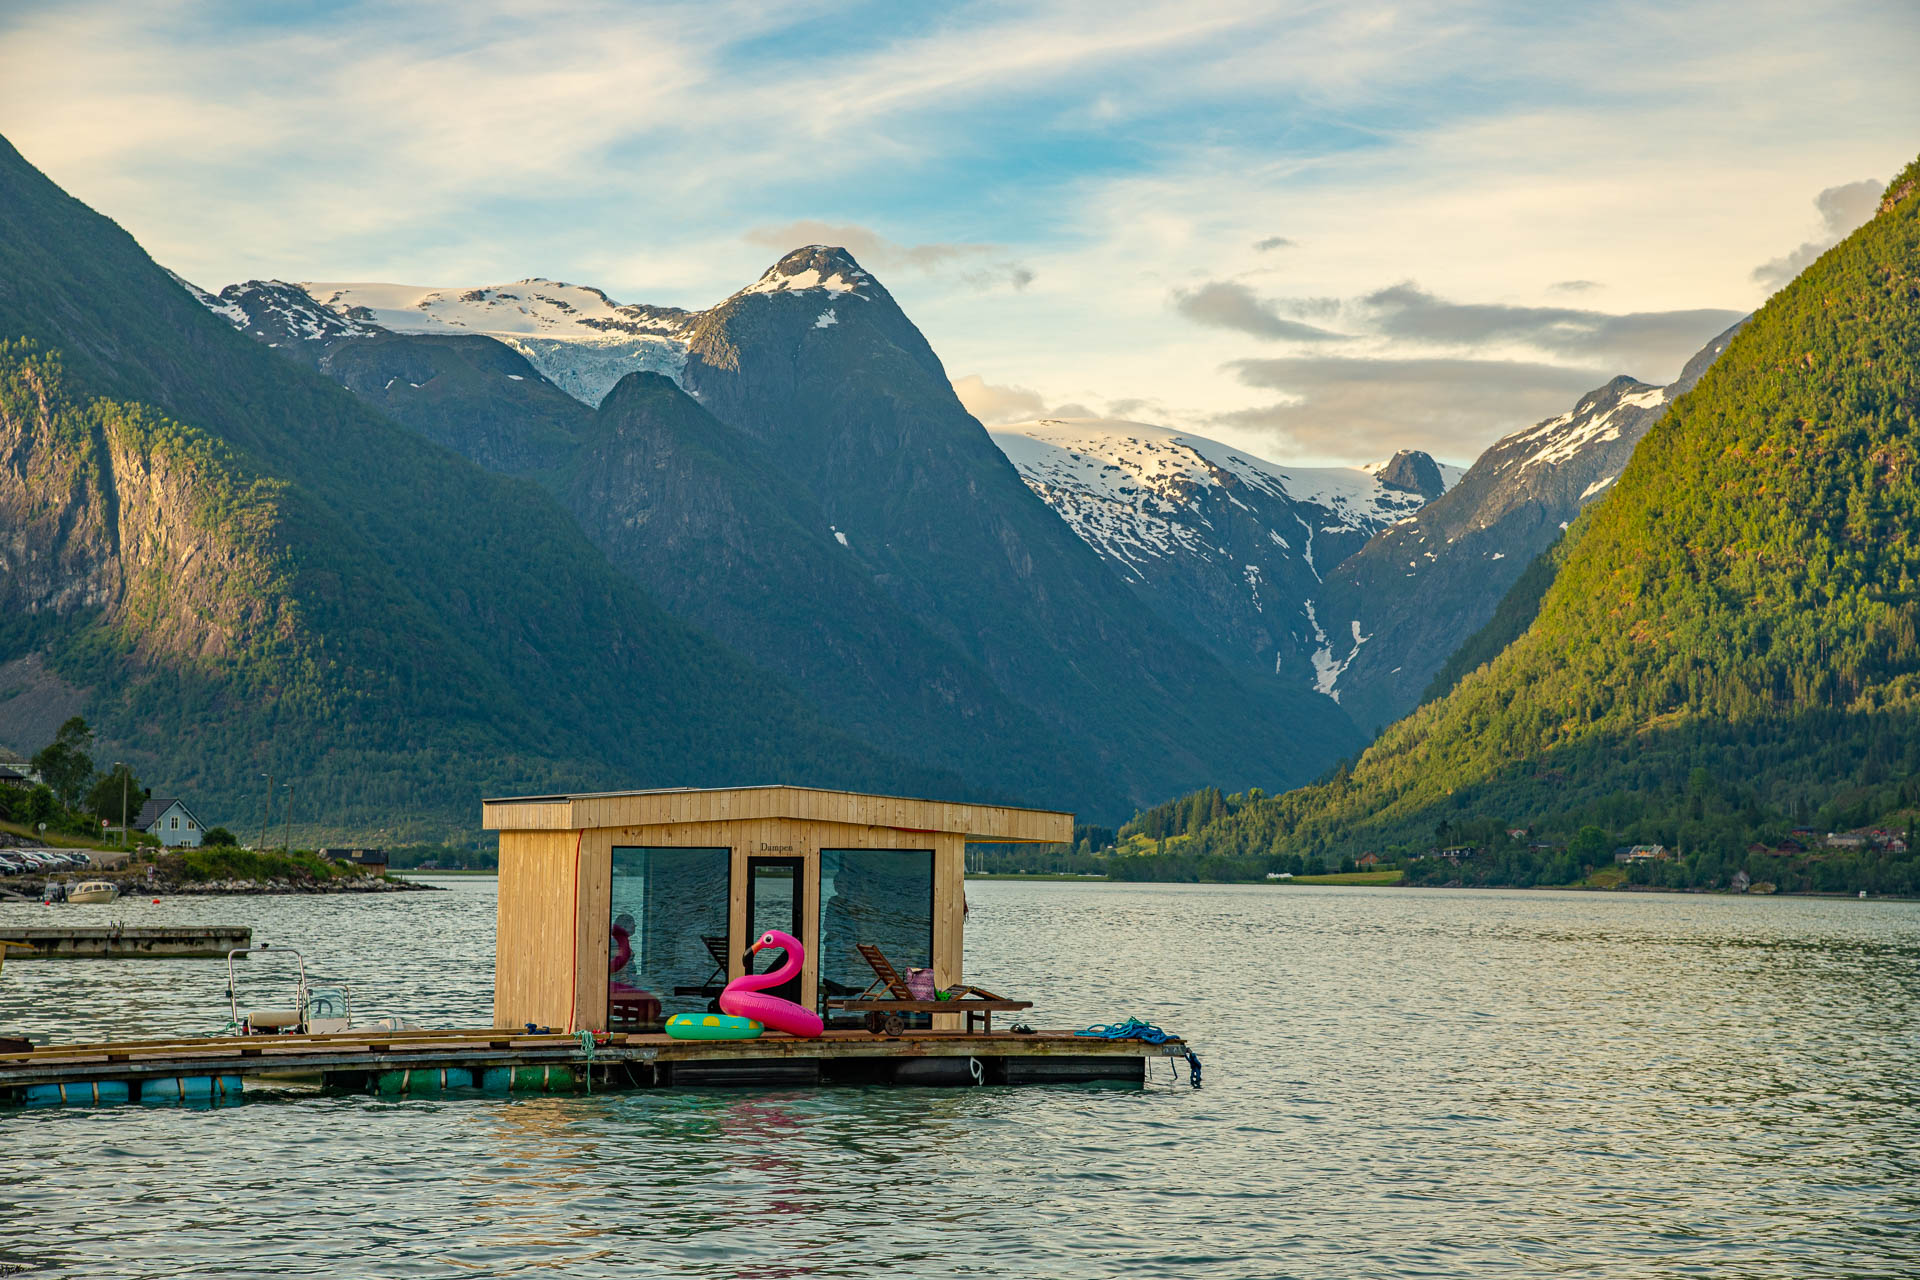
485;788;1071;1032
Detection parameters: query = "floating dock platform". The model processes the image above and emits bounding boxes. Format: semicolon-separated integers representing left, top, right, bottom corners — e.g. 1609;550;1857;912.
0;926;252;959
0;1026;1189;1104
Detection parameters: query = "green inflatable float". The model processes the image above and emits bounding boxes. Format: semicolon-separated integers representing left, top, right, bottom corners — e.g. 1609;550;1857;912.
665;1013;764;1040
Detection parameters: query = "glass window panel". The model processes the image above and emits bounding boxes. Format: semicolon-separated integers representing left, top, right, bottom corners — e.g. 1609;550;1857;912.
609;847;731;1031
818;849;933;1011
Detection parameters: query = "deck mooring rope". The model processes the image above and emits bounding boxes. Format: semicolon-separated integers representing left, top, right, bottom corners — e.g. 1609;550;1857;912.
575;1029;597;1093
1075;1017;1204;1088
1074;1017;1170;1044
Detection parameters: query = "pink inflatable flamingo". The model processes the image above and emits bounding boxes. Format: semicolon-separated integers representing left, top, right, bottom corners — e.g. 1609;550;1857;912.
720;929;825;1038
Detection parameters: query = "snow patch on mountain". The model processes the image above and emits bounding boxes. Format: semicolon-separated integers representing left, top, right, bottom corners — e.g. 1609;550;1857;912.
988;418;1447;574
1509;382;1665;473
168;271;248;328
741;265;868;299
205;277;695;407
301;279;693;339
1301;604;1369;702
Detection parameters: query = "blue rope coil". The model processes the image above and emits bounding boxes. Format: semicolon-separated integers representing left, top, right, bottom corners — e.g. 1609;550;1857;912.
1076;1018;1204;1087
1074;1016;1171;1044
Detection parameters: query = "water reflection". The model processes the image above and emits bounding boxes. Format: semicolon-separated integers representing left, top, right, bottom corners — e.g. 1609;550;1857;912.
3;882;1919;1277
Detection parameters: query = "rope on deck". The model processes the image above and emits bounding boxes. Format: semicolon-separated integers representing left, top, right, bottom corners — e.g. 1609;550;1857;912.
575;1030;597;1093
1075;1017;1203;1088
1074;1017;1170;1044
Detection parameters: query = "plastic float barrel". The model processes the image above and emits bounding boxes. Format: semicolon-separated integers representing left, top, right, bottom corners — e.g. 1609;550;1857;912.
24;1079;133;1106
479;1065;578;1092
139;1075;243;1105
374;1067;476;1095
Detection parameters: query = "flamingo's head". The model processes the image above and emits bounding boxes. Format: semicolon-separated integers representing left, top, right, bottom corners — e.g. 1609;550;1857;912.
748;928;798;956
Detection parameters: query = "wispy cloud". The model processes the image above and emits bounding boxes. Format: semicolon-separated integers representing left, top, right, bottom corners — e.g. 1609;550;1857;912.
1359;283;1744;378
951;374;1094;425
1172;282;1345;342
1;0;1914;467
1221;356;1602;460
1752;178;1885;291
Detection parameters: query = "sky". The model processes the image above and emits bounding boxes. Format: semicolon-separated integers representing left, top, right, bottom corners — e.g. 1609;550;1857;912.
2;0;1916;467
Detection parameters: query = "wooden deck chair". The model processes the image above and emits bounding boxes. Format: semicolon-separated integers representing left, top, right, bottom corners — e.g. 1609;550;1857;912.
672;935;732;1004
855;944;1012;1002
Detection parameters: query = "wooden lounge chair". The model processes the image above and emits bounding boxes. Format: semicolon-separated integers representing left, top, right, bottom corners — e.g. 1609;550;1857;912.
672;935;731;1007
826;943;1031;1035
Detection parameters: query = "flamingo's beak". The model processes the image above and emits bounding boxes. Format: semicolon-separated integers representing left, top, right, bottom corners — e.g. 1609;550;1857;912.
747;940;766;955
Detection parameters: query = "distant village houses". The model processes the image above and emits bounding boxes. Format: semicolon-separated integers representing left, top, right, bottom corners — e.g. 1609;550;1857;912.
129;797;205;848
0;746;40;786
1412;845;1479;863
1615;844;1670;863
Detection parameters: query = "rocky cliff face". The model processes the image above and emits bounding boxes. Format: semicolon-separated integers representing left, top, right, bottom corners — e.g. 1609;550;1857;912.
1310;319;1748;733
0;351;118;617
1372;449;1448;500
0;349;294;665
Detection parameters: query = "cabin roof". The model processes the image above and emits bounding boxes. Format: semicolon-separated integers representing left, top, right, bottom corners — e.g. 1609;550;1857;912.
481;784;1072;843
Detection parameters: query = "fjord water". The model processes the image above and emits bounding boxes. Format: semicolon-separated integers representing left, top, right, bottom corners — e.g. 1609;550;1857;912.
2;881;1918;1278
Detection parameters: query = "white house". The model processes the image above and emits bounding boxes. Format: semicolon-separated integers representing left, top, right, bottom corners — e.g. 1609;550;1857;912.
132;797;205;848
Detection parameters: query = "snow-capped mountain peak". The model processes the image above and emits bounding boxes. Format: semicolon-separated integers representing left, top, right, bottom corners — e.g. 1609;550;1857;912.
1502;376;1666;474
988;416;1458;695
176;248;890;408
301;278;695;340
730;246;873;306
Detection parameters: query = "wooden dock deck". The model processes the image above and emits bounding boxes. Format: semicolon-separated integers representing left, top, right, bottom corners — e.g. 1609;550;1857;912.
0;1026;1190;1103
0;926;252;959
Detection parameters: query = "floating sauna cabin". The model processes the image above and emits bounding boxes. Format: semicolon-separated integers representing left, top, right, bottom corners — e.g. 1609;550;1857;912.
483;786;1072;1033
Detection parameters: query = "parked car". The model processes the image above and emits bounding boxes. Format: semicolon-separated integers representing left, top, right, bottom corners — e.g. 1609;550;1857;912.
0;853;28;874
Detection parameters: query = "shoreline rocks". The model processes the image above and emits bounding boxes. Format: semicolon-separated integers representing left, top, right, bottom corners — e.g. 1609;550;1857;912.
1;873;438;898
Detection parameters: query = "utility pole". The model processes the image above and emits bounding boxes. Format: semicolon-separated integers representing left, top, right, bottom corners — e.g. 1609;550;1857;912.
257;772;272;851
117;761;127;849
282;781;294;855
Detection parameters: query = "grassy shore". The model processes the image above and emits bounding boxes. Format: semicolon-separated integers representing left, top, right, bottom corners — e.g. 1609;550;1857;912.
1284;869;1406;886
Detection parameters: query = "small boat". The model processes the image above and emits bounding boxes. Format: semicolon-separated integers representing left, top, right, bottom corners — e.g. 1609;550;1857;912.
66;881;119;904
226;944;417;1035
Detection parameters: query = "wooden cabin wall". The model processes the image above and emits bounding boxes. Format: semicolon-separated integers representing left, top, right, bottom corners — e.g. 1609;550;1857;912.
496;816;982;1033
574;828;614;1033
493;829;582;1030
933;833;965;1031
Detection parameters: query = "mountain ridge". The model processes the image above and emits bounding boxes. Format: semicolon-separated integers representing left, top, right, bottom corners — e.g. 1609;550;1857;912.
0;134;959;838
1138;149;1920;862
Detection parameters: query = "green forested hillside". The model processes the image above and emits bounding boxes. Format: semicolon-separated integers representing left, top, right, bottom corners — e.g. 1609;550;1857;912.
0;135;951;839
1133;152;1920;881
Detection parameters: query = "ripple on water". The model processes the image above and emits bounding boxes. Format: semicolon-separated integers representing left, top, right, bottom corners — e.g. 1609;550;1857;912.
2;881;1919;1277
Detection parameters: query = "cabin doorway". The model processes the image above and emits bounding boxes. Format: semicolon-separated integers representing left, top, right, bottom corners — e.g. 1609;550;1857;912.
745;856;805;1003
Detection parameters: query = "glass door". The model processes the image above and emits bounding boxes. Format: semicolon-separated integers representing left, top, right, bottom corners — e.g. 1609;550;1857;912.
745;857;805;1003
